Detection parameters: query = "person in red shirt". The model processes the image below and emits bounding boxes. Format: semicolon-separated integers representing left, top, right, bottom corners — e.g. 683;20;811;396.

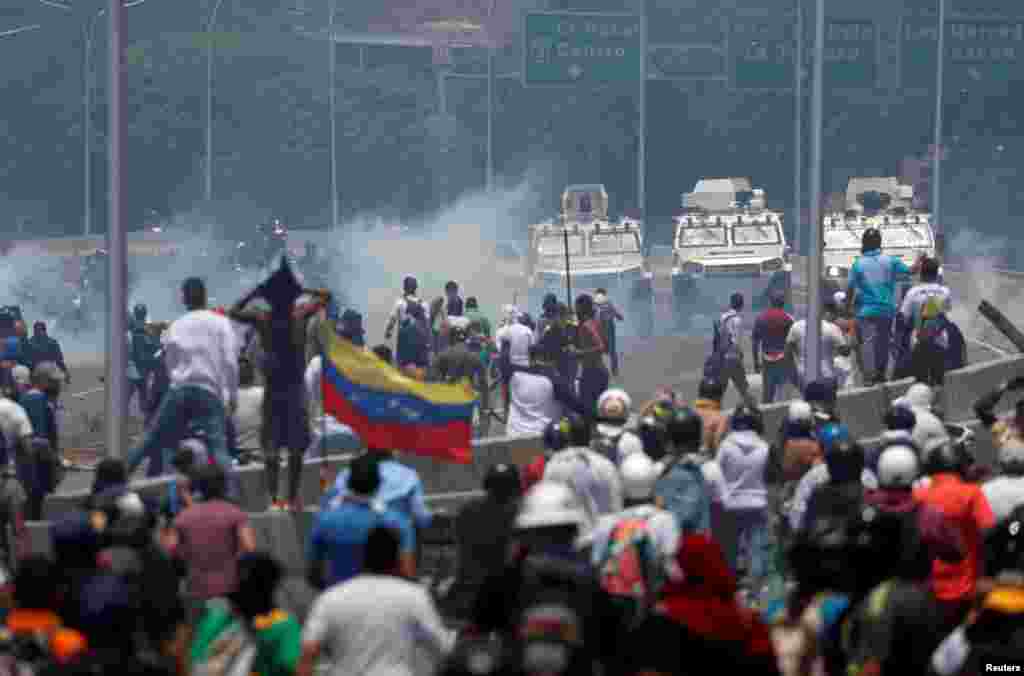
913;438;996;633
657;533;777;672
752;293;795;405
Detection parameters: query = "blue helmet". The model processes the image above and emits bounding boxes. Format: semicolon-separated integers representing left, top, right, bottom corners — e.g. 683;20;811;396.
817;422;851;455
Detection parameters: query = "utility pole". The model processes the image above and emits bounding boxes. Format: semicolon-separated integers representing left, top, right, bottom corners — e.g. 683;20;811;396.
793;0;804;255
328;0;339;228
931;0;946;259
204;0;226;206
805;0;825;384
106;0;128;458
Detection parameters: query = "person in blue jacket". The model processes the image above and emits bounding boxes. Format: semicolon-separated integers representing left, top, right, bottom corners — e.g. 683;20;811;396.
845;228;918;386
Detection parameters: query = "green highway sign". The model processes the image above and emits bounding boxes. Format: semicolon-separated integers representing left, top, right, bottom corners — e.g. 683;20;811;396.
648;44;726;80
902;18;1024;89
728;16;878;90
824;21;877;87
523;11;643;86
729;17;795;90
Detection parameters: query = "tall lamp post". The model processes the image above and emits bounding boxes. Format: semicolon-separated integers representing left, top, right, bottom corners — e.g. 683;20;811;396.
37;0;147;237
204;0;226;206
107;0;128;459
805;0;825;385
931;0;946;259
328;0;339;229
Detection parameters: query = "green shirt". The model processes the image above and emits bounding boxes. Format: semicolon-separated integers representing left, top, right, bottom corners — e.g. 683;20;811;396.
465;309;493;338
190;602;301;676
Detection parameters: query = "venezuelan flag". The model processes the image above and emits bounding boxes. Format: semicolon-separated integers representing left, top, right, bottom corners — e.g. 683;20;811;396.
320;322;477;464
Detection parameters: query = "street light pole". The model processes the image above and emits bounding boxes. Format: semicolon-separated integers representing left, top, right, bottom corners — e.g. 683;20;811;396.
82;15;103;237
328;0;339;229
205;0;225;206
793;0;803;256
485;0;495;193
106;0;128;459
805;0;825;385
638;4;647;222
931;0;946;258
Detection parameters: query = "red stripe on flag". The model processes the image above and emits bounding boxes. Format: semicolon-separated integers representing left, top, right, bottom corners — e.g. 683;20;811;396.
323;379;473;464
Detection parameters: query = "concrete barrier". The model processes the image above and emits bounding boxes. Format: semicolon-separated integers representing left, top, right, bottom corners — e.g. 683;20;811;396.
251;511;308;574
836;385;888;440
941;355;1024;422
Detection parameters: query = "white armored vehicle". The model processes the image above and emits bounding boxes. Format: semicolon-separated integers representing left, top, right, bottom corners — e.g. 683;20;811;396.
822;177;936;288
672;178;792;315
527;184;652;332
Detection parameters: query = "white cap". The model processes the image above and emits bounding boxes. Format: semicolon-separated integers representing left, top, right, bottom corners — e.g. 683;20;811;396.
619;451;661;501
615;431;644;461
787;400;813;423
877;444;920;488
515;481;587;530
116;491;146;518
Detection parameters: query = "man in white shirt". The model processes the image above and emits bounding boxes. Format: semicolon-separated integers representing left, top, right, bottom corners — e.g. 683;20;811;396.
384;276;430;343
297;525;454;676
126;277;239;482
495;306;534;368
785;301;847;392
506;345;583;438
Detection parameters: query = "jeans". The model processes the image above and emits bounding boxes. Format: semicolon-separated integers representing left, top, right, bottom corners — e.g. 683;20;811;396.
721;356;757;408
604;321;619;376
856;315;894;386
730;508;769;588
761;360;790;404
578;365;610;423
126;385;234;492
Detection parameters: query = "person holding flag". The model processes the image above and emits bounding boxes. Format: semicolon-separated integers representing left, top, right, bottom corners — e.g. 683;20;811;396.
229;257;330;511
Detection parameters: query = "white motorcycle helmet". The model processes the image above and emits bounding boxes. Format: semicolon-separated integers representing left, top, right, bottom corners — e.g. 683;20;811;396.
999;439;1024;475
619;451;662;502
615;431;644;461
876;443;921;489
515;481;588;531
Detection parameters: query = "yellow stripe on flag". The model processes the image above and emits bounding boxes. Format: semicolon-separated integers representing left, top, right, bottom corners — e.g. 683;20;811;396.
321;323;476;406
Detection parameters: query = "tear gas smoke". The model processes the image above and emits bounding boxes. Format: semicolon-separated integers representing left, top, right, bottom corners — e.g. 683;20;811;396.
944;228;1024;353
315;177;547;342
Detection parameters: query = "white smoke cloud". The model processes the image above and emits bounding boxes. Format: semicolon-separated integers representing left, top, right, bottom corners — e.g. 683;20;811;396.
944;228;1024;353
313;176;549;342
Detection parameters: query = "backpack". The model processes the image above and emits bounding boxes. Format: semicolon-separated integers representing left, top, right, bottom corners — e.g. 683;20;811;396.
597;515;660;604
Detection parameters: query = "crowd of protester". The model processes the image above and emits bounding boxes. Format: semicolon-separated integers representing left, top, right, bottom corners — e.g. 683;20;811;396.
0;256;1019;674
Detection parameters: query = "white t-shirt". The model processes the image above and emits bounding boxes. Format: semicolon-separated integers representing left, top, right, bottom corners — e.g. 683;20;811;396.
786;318;846;381
0;397;33;451
496;322;535;367
543;447;624;527
506;370;562;437
303;574;455;676
899;283;952;326
163;309;240;405
390;295;429;331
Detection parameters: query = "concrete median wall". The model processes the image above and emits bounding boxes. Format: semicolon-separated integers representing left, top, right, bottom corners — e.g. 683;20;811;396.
29;352;1024;575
